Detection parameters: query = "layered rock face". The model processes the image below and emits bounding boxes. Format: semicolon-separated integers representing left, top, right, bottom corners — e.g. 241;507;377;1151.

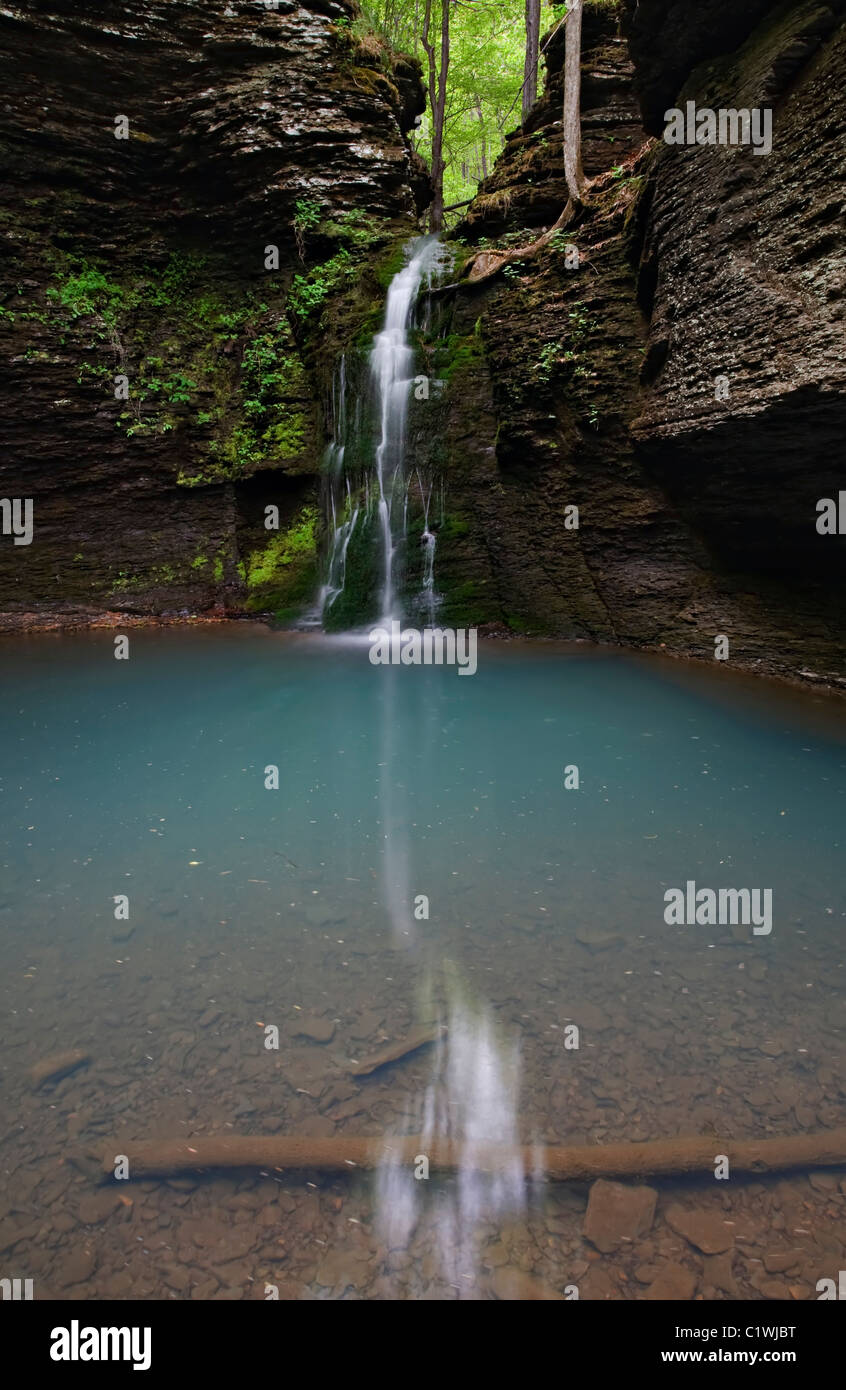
457;7;644;236
632;3;846;581
0;0;426;624
431;0;846;687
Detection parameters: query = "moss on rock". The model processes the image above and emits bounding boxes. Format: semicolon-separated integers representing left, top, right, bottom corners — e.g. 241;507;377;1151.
243;505;319;614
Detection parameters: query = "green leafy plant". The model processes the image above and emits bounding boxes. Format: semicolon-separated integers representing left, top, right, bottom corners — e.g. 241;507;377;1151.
568;302;598;337
549;230;573;255
293;198;322;260
137;370;198;405
288;249;355;321
46;265;123;327
147;251;207;310
536;339;564;382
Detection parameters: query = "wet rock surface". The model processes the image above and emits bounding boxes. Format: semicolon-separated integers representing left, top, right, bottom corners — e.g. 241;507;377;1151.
664;1203;735;1254
1;869;843;1300
631;3;846;634
583;1180;658;1253
436;0;846;688
0;0;427;627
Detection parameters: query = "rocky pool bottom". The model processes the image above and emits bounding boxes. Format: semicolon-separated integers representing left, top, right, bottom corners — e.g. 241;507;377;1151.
0;626;844;1300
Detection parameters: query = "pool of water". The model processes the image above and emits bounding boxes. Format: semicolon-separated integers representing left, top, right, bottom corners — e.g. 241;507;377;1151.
1;626;844;1299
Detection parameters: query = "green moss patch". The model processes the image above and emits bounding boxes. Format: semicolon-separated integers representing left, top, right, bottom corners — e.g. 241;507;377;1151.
243;505;319;613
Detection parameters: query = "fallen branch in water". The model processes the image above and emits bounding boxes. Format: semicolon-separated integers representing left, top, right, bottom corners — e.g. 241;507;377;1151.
100;1128;846;1182
29;1049;90;1089
346;1024;446;1077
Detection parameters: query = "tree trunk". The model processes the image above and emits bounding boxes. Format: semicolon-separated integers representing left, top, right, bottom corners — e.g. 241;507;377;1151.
475;101;488;180
522;0;541;125
456;1;591;289
563;0;587;203
421;0;451;232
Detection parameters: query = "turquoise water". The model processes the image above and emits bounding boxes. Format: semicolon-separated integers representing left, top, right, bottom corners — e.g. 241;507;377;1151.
1;627;844;1299
3;628;844;942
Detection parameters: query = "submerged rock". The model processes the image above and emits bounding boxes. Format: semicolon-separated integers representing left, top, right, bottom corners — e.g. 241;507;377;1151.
346;1023;446;1076
704;1251;739;1295
57;1248;98;1289
294;1015;336;1044
314;1249;373;1294
490;1266;565;1301
664;1203;735;1254
644;1261;697;1300
574;929;625;953
583;1179;658;1253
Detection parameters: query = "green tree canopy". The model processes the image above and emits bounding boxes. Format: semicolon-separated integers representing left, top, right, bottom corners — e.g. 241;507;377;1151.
359;0;559;216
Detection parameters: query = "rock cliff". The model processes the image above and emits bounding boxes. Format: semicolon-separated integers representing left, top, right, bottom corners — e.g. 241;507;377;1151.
0;0;426;624
431;0;846;687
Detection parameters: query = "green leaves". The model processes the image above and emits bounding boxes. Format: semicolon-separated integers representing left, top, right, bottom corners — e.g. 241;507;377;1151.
288;248;355;321
361;0;531;211
46;264;123;325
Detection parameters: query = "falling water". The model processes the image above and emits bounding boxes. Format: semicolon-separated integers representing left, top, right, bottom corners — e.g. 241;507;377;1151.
318;236;449;628
414;468;439;625
318;482;359;618
315;357;358;623
370;235;446;620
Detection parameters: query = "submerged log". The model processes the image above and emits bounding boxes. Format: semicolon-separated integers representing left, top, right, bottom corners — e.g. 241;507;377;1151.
346;1024;446;1077
29;1049;90;1089
101;1128;846;1182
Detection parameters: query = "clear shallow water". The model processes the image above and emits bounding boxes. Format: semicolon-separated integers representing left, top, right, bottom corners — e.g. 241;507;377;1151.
1;627;844;1300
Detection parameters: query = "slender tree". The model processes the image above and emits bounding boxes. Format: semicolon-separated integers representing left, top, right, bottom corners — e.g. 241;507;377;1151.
522;0;541;124
561;0;587;203
421;0;451;231
475;97;489;179
362;0;526;211
462;2;590;285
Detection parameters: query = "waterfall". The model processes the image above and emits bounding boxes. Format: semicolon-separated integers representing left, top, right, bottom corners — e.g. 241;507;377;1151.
415;468;438;626
370;236;442;620
317;236;450;629
319;487;358;618
313;358;356;623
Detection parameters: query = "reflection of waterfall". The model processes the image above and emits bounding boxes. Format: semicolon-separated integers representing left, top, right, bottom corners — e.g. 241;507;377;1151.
375;977;526;1294
318;237;450;628
379;662;413;943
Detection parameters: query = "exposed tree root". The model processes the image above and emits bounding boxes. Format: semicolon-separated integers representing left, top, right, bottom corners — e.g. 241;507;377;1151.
458;0;590;289
462;199;578;286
